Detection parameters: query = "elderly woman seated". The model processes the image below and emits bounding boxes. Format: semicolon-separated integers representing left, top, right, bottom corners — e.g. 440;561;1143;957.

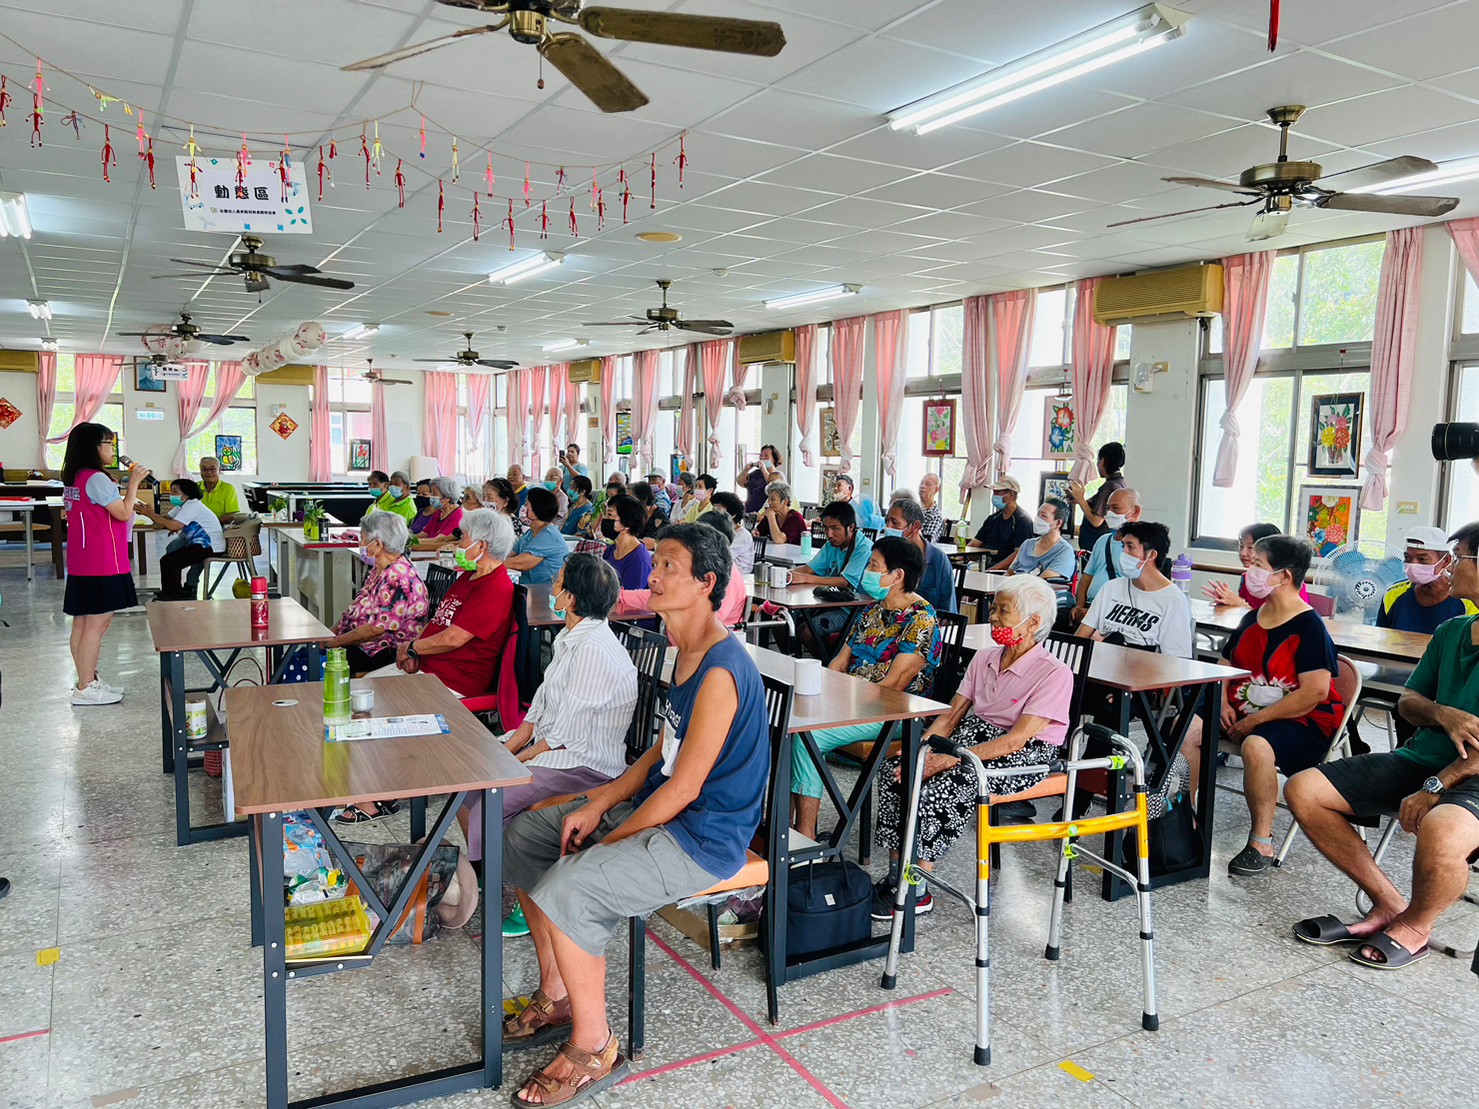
790;536;941;840
323;511;430;673
459;554;639;937
416;475;465;550
871;574;1072;918
618;511;748;632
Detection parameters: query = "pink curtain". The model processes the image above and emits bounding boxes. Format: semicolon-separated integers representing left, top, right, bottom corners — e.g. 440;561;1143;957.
505;369;526;473
989;289;1037;475
793;324;818;467
872;310;909;481
599;357;618;466
959;295;993;497
677;344;699;465
172;361;211;477
46;354;123;443
631;349;661;471
35;351;57;460
1448;217;1479;279
547;367;566;450
725;343;751;410
526;365;549;477
172;361;245;475
829;317;865;474
465;372;492;482
562;365;582;455
700;339;731;469
1068;279;1118;484
371;382;389;475
422;370;459;478
310;365;332;480
1361;227;1424;510
1212;252;1274;486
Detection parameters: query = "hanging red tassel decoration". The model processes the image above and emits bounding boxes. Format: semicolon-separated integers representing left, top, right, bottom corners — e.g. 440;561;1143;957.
486;153;495;192
317;146;327;200
279;139;292;203
419;115;427;159
328;135;337;160
61;110;81;139
539;200;550;239
619;168;632;224
101;124;115;182
136;110;146;157
450;137;460;184
394;159;406;207
437;178;445;233
674;133;687;187
568;197;579;238
238;134;251;188
503;198;516;251
146;136;156;189
650;152;657;209
471;192;481;241
523;161;532;208
184;126;201;198
556;165;567;193
1268;0;1280;51
591;166;599;211
30;61;43;148
360;131;371;187
0;76;10;127
595;184;606;231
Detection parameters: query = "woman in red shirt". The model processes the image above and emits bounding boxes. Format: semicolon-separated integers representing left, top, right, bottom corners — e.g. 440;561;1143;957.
753;480;805;546
415;475;465;550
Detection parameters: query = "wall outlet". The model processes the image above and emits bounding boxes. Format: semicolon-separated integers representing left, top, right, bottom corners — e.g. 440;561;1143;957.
1396;500;1420;515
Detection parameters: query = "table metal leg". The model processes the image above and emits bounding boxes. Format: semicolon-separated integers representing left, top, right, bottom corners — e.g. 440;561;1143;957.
24;509;33;583
260;811;289;1109
169;652;192;847
248;814;263;948
410;796;427;843
160;653;174;775
482;786;503;1088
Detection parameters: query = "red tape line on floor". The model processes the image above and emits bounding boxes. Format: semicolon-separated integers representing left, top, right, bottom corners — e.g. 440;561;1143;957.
0;1028;49;1045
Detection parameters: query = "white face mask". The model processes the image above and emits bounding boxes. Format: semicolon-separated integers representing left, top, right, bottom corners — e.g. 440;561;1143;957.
1032;516;1053;536
1103;512;1129;530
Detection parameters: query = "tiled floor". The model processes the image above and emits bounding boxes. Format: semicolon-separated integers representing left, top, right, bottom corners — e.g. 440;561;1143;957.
1;565;1475;1108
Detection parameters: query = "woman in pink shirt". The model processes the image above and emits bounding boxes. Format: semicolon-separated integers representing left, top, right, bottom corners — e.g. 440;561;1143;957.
1203;523;1312;610
618;512;748;634
61;423;150;706
415;475;465;550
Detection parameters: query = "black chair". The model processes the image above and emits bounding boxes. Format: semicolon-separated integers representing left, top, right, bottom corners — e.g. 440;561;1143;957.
753;534;768;566
611;621;669;763
1041;631;1095;730
628;673;794;1058
424;564;458;612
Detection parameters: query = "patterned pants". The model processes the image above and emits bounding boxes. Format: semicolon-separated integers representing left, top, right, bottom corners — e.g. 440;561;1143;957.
875;717;1057;862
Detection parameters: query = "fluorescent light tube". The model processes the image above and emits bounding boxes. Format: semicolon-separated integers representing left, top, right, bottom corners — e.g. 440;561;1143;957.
888;4;1188;135
0;192;32;239
341;323;379;340
489;251;566;286
542;338;586;353
1348;156;1479;196
27;300;51;320
763;284;863;311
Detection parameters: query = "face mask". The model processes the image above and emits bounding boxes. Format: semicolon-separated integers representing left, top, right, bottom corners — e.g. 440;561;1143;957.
454;543;480;572
600;518;619;541
551;590;570;622
389;485;404;499
991;496;1006;512
1123;555;1147;581
169;495;183;507
545;481;559;491
428;496;442;509
1104;512;1128;530
991;617;1030;647
1243;566;1279;599
883;527;904;539
860;570;891;600
1032;516;1052;536
356;545;377;567
1406;562;1444;586
696;488;710;502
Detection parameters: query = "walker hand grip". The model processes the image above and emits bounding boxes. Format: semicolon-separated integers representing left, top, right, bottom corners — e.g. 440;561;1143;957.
927;735;964;756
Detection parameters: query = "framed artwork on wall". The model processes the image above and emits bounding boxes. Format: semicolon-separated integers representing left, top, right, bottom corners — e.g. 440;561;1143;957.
615;410;633;455
669;452;690;484
820;406;840;457
1308;392;1363;478
348;439;371;471
820;466;842;503
1043;395;1076;458
922;398;956;456
214;434;243;472
1038;471;1077;538
134;358;167;393
1301;486;1358;556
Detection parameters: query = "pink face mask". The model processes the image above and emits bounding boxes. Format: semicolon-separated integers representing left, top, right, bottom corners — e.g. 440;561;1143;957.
1406;561;1444;586
1243;566;1279;599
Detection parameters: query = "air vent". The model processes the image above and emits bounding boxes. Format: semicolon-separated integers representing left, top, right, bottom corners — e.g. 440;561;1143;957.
567;358;603;384
737;330;796;365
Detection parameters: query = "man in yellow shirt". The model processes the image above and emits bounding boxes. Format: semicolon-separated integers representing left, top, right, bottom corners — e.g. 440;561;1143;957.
198;455;242;521
371;469;418;524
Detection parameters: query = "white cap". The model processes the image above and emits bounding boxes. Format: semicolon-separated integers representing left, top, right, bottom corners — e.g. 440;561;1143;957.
1404;525;1450;552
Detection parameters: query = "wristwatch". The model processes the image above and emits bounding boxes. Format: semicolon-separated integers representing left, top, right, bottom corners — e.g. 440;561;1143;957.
1421;775;1444;796
406;644;420;663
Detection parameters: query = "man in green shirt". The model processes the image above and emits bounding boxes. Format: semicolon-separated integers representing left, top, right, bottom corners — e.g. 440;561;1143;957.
372;469;418;524
198;455;242;520
1287;521;1479;970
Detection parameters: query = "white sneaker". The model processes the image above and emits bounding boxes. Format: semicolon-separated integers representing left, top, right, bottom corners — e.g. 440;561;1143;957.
71;680;123;706
94;676;126;696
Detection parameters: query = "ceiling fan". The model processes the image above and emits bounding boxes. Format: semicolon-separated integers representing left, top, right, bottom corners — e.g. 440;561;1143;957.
1109;106;1461;241
154;235;356;293
361;359;414;386
584;279;732;335
118;310;250;347
139;353;186;372
413;331;519;370
341;1;786;114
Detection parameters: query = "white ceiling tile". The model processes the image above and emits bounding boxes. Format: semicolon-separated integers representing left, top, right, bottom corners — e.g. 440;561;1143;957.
758;155;915;193
1158;50;1406;118
1322;5;1479;81
1300;86;1479;149
1043;103;1240;161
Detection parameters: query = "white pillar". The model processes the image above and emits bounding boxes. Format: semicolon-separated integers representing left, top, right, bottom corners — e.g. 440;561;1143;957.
1122;318;1202;549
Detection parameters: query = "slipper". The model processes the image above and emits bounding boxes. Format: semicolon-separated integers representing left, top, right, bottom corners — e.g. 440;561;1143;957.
334;800;400;825
1349;931;1430;970
503;990;574;1051
1292;914;1364;946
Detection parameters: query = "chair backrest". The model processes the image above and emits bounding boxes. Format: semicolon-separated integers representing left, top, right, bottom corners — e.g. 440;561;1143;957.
761;671;797;792
1330;654;1363;746
510;584;541;707
753;534;768;564
931;610;969;704
612;620;670;762
1041;631;1095;736
424;563;458;612
222;514;263;557
1307;590;1336;617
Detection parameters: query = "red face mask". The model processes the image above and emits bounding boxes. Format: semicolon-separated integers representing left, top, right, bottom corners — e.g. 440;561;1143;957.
991;618;1028;647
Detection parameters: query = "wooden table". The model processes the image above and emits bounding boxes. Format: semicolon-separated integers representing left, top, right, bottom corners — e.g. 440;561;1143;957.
147;598;332;845
962;629;1250;899
754;540;812;567
229;673;530;1109
744;580;873;662
1191;600;1430;664
0;497;50;581
278;527;359;623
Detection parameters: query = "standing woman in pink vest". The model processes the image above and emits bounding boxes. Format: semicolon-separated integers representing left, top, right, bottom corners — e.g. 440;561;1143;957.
61;422;148;706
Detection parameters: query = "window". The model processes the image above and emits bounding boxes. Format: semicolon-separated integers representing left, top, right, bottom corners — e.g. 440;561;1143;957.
1461;271;1479;336
184;366;257;476
1208;240;1383;354
456;375;494;484
44;355;123;468
322;367;372;476
1445;363;1479;529
1006;384;1129;520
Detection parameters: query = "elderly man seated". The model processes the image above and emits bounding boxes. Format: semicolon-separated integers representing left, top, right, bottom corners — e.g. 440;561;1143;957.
1286;522;1479;970
871;575;1072;919
1071;486;1143;624
500;524;769;1104
371;470;418;524
322;511;429;673
197;455;242;521
885;494;956;617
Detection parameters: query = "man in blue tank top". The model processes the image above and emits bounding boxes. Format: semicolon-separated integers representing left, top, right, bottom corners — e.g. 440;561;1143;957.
503;524;770;1103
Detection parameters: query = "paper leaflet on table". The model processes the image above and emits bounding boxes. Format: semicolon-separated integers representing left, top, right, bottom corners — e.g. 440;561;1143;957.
325;714;450;742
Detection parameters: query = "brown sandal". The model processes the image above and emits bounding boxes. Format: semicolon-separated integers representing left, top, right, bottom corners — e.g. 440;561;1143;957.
512;1034;628;1108
503;990;573;1050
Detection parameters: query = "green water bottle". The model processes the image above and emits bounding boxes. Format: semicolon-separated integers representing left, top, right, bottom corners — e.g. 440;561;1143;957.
323;647;352;725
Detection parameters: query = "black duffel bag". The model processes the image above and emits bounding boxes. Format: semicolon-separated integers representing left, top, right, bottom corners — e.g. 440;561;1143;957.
784;859;872;958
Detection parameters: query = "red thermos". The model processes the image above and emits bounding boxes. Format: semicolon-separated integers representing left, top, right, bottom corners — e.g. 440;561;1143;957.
250;576;269;630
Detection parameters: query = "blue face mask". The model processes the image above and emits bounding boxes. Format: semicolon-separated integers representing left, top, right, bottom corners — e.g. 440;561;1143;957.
389;485;405;499
550;589;570;621
545;481;559;491
169;495;183;507
991;495;1006;511
860;569;891;600
1123;554;1147;580
428;496;442;509
883;526;904;539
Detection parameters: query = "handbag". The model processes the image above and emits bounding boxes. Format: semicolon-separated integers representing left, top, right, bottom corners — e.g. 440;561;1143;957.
781;858;872;959
1119;754;1202;877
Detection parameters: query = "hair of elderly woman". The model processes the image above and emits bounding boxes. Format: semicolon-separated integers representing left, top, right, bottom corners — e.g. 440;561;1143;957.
872;534;924;592
1255;534;1314;587
389;470;411;488
171;477;203;500
485;477;515;511
560;552;621;619
609;493;646;534
431;475;461;501
525;485;558;522
889;488;920;505
458;508;515;560
660;522;732;611
995;574;1058;643
765;480;793;506
360;509;411;555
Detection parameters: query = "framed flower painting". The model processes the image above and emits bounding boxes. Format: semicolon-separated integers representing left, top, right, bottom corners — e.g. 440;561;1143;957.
921;398;955;456
1307;392;1363;478
1300;486;1357;556
1043;396;1076;458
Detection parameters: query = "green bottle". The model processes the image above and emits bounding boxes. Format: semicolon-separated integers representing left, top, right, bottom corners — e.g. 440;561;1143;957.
323;647;352;725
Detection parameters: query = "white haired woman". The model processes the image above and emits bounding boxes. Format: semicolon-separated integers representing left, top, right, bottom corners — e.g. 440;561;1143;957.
416;475;465;550
871;574;1073;918
323;510;429;674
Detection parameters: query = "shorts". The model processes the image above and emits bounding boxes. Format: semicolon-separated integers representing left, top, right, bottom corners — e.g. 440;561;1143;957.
1319;751;1479;828
63;573;138;616
504;799;721;957
1240;717;1333;777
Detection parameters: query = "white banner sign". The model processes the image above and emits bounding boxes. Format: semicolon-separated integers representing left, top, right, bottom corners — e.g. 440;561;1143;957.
176;155;313;235
153;363;191;380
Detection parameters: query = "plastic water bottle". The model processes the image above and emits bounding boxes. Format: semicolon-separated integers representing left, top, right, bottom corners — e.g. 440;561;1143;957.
323;647;352;725
250;576;270;631
800;531;813;556
1172;553;1193;597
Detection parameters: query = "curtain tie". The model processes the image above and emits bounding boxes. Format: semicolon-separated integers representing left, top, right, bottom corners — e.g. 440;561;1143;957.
723;386;747;410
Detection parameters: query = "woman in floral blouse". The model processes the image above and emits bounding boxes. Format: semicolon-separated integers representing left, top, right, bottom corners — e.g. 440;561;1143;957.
323;511;430;673
789;536;942;839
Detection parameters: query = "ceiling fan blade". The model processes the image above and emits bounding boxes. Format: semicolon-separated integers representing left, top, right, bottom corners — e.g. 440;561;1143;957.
167;258;227;268
340;24;502;72
411;358;456;363
275;272;356;291
583;321;647;327
578;7;785;57
1247;208;1292;241
153;271;239;279
1106;198;1262;228
1163;176;1262;195
257;263;321;278
678;318;733;330
475;358;519;369
539;34;649;113
1319;192;1459;217
197;333;251;343
381;379;415;386
1318;156;1438;192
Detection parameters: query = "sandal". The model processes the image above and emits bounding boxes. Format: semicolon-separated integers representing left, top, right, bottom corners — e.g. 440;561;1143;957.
503;989;573;1050
334;800;400;825
512;1034;628;1108
1227;838;1275;876
1292;914;1364;946
1349;931;1430;971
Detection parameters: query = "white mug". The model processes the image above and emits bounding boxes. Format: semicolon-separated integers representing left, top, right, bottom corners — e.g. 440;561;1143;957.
793;657;823;696
768;564;794;589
